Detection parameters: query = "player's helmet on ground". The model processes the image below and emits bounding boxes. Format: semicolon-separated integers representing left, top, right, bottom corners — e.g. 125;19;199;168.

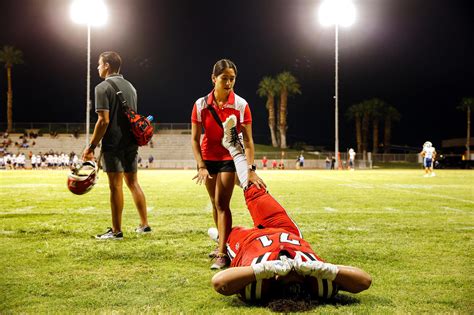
67;160;98;195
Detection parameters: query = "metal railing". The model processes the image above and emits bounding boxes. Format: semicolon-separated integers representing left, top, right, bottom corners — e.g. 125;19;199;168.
0;122;191;134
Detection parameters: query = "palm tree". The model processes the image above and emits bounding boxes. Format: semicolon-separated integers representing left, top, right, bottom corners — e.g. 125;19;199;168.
457;97;474;159
257;76;279;147
382;105;401;153
345;103;363;154
0;45;24;132
276;71;301;149
366;98;386;154
360;101;371;158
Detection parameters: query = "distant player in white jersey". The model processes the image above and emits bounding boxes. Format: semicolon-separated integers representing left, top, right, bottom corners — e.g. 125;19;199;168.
420;141;436;177
348;148;356;171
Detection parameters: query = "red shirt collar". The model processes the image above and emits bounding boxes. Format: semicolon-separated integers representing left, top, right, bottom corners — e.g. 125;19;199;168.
206;89;235;107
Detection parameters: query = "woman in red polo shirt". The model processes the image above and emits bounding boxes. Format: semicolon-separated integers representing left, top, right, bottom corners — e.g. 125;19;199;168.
191;59;264;270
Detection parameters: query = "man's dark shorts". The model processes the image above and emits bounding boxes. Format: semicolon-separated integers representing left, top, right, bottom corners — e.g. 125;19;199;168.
204;160;236;175
102;148;138;173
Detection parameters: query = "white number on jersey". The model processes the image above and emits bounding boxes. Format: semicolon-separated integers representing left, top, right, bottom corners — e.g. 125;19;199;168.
257;233;301;248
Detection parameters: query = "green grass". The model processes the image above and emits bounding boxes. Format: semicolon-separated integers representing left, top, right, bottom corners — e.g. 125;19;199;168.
0;169;473;314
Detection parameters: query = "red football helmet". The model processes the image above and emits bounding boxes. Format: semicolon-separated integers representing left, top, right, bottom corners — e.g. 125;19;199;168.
67;160;98;195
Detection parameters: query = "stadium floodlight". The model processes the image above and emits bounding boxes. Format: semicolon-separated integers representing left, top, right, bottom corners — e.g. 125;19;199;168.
318;0;356;27
70;0;108;26
318;0;356;169
70;0;108;146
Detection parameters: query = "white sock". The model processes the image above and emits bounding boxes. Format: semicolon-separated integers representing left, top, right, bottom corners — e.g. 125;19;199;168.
231;149;248;189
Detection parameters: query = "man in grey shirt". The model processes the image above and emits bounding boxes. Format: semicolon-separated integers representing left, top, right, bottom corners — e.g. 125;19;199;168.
82;51;151;240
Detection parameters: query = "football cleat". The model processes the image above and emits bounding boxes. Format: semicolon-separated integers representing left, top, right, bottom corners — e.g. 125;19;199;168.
67;160;98;195
221;115;244;156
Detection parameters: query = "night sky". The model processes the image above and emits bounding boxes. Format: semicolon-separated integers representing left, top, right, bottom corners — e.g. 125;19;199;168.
0;0;473;150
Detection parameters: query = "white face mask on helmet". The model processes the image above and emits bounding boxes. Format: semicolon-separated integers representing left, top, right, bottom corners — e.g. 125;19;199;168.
67;160;98;195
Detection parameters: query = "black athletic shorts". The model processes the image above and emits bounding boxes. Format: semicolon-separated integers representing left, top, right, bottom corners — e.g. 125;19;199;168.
203;160;236;175
102;148;138;173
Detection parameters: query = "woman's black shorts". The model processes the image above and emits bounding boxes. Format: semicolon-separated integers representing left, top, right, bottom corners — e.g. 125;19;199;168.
203;160;236;175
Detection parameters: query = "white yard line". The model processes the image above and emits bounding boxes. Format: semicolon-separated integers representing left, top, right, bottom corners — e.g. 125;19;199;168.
441;206;465;213
317;175;474;205
381;186;474;205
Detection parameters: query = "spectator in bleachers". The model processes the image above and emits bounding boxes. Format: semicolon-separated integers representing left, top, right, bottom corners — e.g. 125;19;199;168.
21;138;29;148
148;154;154;168
5;153;12;169
17;153;26;169
72;154;79;166
31;154;38;169
12;154;18;169
28;130;38;139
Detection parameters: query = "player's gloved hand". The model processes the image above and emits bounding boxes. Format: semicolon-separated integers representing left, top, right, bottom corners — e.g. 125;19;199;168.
251;256;293;281
293;253;339;281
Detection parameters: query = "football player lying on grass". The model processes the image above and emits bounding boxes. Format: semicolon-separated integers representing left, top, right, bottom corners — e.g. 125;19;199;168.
210;115;372;303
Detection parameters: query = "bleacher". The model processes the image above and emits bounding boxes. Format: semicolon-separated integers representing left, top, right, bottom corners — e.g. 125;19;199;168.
3;131;196;169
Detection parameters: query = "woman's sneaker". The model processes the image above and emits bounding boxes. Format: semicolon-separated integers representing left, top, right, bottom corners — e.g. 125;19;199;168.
95;228;123;240
208;247;219;258
211;254;230;270
135;225;152;233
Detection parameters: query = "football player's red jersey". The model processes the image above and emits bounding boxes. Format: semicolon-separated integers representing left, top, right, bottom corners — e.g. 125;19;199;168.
227;227;338;302
226;186;338;303
227;227;322;267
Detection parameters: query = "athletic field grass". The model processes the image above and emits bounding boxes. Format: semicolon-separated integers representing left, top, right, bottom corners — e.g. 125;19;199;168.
1;169;473;313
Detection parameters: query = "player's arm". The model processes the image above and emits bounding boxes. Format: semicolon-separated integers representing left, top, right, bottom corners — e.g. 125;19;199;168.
212;258;292;296
191;122;211;184
82;110;109;161
331;265;372;293
296;257;372;294
212;266;256;296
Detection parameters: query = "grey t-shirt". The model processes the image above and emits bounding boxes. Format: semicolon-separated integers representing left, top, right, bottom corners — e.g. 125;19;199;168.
95;74;139;152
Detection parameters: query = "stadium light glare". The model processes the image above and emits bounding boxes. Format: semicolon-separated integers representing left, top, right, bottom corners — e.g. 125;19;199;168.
318;0;356;27
70;0;108;27
317;0;356;169
70;0;108;145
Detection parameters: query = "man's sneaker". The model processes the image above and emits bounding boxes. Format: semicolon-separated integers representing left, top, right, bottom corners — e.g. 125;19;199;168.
95;228;123;240
211;254;230;270
431;172;436;177
221;115;244;156
135;225;152;233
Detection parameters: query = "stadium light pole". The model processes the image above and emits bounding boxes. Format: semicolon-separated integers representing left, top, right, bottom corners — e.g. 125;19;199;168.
318;0;356;169
70;0;108;146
